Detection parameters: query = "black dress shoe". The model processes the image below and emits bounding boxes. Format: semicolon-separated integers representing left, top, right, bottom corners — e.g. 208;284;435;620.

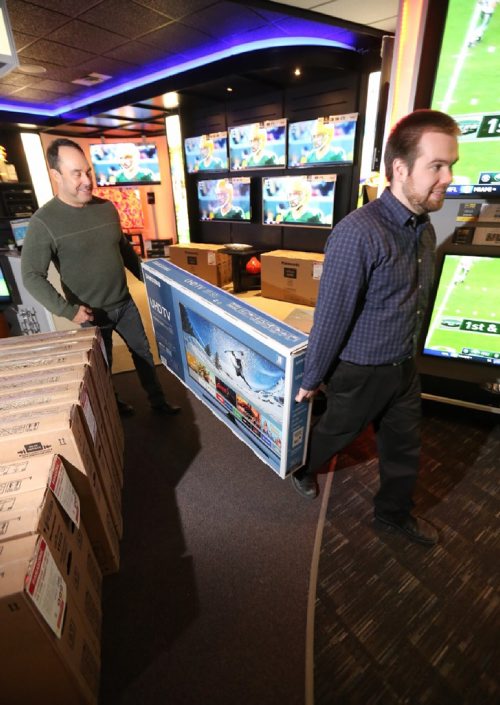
374;514;439;546
291;473;318;500
151;402;181;416
116;399;135;416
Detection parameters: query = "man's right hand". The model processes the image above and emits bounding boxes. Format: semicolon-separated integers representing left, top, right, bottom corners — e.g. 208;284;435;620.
72;305;94;324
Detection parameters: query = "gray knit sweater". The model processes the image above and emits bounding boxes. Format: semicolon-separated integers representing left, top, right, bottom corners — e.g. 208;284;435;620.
21;196;142;320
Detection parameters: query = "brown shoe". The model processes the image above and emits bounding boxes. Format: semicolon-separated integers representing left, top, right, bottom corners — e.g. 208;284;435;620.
374;514;439;546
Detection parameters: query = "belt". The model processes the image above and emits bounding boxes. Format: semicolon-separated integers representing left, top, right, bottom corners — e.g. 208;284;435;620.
341;355;413;368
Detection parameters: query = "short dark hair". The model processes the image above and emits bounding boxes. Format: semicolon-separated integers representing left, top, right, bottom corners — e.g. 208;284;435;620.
46;138;85;171
384;109;460;182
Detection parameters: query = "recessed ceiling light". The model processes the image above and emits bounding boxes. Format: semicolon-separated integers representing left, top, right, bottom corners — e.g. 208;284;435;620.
227;87;233;92
294;67;301;76
18;64;47;75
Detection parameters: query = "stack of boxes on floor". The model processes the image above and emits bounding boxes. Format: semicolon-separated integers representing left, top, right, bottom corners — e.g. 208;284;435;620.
0;327;124;705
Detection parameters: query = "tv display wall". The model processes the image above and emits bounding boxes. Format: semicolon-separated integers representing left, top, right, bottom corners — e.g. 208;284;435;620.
184;132;228;173
262;174;336;228
229;119;287;171
89;142;161;186
288;113;358;167
197;177;252;222
430;0;500;196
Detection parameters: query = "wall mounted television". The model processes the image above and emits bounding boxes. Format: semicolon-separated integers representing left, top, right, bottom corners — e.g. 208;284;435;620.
229;119;287;171
197;177;252;222
184;131;228;173
9;218;31;248
0;259;13;304
287;113;358;167
262;174;336;228
421;250;500;368
89;142;161;186
429;0;500;196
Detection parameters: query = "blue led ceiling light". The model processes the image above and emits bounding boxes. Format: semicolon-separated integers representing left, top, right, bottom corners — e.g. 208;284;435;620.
0;35;356;119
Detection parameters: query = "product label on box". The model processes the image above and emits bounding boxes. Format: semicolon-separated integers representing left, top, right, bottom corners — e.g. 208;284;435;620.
26;537;67;638
207;252;216;266
50;456;81;527
187;255;198;265
313;262;323;280
79;385;97;442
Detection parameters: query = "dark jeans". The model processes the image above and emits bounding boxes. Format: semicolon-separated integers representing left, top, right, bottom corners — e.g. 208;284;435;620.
299;358;421;521
84;297;166;407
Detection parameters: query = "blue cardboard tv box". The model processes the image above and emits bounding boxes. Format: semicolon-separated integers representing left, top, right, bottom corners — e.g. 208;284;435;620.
142;259;311;477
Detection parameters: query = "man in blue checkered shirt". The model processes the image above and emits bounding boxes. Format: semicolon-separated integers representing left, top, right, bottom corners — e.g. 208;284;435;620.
292;110;460;547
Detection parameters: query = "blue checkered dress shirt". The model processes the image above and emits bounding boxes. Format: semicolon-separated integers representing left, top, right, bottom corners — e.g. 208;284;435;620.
301;187;436;390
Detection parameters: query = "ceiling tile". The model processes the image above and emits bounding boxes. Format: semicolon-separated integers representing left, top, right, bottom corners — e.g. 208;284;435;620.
135;0;217;21
181;2;267;38
6;0;70;36
49;19;128;54
18;0;105;16
105;40;174;66
140;22;213;54
80;0;170;39
19;39;96;67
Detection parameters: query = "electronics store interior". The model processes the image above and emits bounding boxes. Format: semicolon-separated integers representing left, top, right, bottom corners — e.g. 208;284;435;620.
0;1;498;705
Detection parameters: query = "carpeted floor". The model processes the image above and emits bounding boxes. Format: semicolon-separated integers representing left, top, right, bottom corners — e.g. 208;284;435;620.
314;402;499;705
99;365;499;705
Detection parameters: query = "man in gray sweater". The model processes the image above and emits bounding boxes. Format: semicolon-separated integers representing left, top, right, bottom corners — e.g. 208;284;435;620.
21;138;180;417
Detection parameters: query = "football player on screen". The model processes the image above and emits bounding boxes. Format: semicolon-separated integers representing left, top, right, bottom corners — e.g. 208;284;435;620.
306;119;347;163
277;178;324;224
212;179;245;220
244;126;278;167
195;136;224;171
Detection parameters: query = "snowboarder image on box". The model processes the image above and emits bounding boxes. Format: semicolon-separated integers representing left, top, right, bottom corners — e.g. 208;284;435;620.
226;350;252;389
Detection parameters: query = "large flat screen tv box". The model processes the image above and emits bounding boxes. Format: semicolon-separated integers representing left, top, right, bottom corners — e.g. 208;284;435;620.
260;250;324;307
168;243;232;287
142;259;312;478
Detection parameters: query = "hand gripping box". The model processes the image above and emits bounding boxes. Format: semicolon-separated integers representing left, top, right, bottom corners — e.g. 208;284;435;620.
0;537;100;705
260;249;325;306
142;259;312;478
0;404;120;575
169;243;232;287
0;454;103;645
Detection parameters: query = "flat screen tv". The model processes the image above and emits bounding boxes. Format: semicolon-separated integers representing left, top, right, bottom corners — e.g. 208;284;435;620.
229;119;287;171
422;251;500;367
89;142;161;186
287;113;358;167
430;0;500;196
262;174;336;228
184;131;228;173
0;260;13;304
10;218;31;248
197;177;251;222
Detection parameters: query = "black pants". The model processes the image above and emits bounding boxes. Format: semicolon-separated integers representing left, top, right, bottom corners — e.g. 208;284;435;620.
299;358;421;521
84;297;166;407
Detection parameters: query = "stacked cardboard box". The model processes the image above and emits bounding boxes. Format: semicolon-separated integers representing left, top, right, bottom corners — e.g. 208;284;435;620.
0;327;124;572
169;242;233;286
260;250;325;306
0;454;103;704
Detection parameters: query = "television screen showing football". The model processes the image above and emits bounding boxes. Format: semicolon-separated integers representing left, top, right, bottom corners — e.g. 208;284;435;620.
422;253;500;366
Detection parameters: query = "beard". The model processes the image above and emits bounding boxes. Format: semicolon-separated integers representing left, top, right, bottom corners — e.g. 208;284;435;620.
402;179;447;214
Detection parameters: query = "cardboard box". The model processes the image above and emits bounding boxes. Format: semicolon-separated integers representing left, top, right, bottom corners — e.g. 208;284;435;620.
168;243;232;286
0;405;120;575
0;454;103;645
0;538;100;705
260;250;324;306
143;259;311;477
